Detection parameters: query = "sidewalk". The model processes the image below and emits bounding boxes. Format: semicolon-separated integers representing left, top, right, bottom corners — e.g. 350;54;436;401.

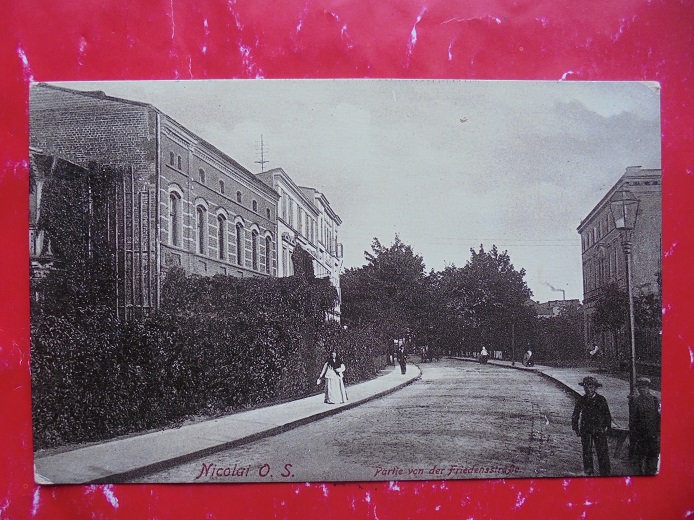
34;364;421;485
454;357;661;433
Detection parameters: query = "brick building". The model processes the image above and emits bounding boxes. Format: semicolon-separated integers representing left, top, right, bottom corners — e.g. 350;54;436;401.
30;84;278;318
577;166;661;360
257;168;343;320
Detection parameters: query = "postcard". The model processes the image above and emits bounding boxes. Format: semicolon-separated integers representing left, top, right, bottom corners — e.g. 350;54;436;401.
29;79;661;483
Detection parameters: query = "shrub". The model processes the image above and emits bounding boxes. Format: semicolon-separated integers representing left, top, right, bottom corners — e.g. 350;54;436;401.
32;269;384;449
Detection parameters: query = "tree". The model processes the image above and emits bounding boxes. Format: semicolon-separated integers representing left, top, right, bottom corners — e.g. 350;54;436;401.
291;244;315;280
431;245;534;357
341;235;428;342
591;283;629;358
535;303;585;360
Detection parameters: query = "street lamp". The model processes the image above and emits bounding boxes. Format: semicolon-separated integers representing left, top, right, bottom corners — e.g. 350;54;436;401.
609;189;639;398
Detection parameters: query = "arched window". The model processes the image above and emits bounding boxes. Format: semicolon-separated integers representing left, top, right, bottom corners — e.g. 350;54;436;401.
169;151;175;166
199;168;206;184
196;205;206;255
266;208;271;219
252;200;258;212
218;215;226;260
236;223;244;266
236;191;242;203
177;155;182;170
252;230;259;270
265;236;272;273
169;192;181;246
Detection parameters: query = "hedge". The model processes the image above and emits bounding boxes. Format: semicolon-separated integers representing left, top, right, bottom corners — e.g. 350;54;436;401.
31;269;386;450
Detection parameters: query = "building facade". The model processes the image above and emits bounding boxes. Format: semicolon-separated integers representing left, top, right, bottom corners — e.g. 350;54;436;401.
532;299;582;319
577;166;661;359
30;84;278;318
256;168;343;320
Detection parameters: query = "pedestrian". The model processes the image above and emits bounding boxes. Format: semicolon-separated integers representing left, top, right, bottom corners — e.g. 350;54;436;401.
523;349;534;367
479;346;489;364
572;376;612;476
589;343;601;360
317;352;348;404
397;345;407;374
629;377;660;475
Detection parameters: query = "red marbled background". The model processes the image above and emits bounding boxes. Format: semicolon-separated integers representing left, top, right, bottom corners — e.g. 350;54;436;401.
1;1;693;517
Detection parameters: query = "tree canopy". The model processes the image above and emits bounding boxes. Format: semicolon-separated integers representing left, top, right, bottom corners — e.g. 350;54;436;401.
341;236;427;341
341;238;536;358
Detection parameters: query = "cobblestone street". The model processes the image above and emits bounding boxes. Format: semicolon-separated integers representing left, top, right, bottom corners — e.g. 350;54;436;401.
134;359;632;483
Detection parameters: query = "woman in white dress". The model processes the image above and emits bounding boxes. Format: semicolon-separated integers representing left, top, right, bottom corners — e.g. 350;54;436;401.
317;352;348;404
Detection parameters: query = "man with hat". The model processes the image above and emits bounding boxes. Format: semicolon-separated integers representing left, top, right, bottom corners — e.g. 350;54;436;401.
629;376;660;475
572;376;612;476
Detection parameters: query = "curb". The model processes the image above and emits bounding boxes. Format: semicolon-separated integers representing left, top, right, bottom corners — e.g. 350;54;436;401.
450;357;628;435
89;366;423;484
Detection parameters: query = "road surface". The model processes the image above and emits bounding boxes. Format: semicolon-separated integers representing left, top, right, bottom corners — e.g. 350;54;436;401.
131;359;631;482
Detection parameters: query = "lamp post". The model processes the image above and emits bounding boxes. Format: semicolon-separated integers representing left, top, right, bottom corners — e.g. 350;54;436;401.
609;189;639;398
511;321;515;366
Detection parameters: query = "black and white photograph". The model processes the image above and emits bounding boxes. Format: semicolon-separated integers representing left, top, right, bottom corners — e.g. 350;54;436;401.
29;79;661;484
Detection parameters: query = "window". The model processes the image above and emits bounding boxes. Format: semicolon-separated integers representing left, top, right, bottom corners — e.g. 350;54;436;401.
252;200;258;212
199;168;205;184
236;191;242;204
289;199;294;227
196;206;207;255
169;192;181;246
169;151;175;166
219;180;225;194
177;155;182;170
266;208;271;219
252;230;259;270
218;215;226;260
236;223;244;266
265;236;272;273
282;194;287;221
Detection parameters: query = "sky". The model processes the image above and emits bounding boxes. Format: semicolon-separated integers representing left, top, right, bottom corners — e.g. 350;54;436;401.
52;79;661;303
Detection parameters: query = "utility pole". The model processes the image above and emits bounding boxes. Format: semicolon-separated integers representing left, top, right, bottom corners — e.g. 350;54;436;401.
255;134;269;172
511;321;515;366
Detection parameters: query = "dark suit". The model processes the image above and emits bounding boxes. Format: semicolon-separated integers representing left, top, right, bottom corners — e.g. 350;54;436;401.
572;392;612;476
397;349;407;374
630;393;660;475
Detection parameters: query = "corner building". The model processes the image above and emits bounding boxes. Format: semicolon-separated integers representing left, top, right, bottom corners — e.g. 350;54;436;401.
30;84;278;318
577;166;661;360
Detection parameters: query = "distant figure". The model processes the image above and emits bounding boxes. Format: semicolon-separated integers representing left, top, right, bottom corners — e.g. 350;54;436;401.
572;376;612;476
397;346;407;374
479;346;489;364
589;344;601;360
629;377;660;475
317;352;348;404
420;345;429;362
523;349;534;367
